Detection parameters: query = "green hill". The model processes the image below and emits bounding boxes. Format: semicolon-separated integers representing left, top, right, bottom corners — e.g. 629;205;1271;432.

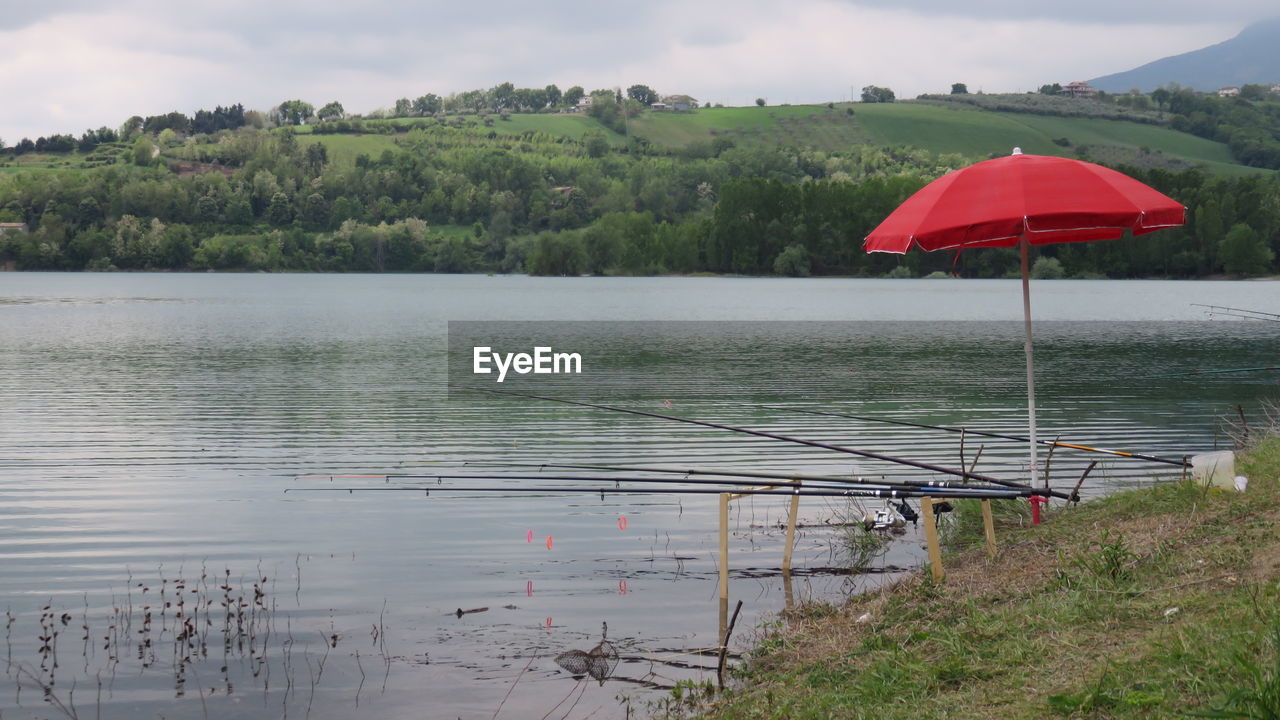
3;101;1266;177
626;105;871;149
626;102;1256;175
292;113;626;144
3;96;1276;279
287;102;1263;176
849;103;1253;176
0;142;131;174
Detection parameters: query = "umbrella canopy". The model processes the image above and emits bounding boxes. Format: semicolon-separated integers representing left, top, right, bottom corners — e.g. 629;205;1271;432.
864;150;1185;488
865;151;1185;253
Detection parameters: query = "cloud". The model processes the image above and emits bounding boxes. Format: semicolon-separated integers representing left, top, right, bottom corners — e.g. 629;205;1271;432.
0;0;102;31
0;11;228;139
841;0;1277;24
612;3;1231;105
0;0;1262;143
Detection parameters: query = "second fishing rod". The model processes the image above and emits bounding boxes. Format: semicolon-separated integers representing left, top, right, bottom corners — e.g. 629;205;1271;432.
463;387;1074;501
296;471;1041;497
286;485;1026;500
450;462;1059;496
758;404;1189;467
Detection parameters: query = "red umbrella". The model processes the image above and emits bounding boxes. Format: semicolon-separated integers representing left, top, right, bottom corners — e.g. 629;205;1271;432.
864;149;1185;487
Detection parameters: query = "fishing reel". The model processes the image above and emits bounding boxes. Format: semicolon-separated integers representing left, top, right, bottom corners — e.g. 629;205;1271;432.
862;498;923;534
863;501;907;533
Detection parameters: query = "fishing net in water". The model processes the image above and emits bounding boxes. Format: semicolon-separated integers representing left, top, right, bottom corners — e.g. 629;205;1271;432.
554;640;619;683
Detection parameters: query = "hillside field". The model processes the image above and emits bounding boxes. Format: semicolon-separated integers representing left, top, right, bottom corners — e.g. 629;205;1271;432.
293;102;1265;175
630;102;1254;175
3;102;1269;176
850;103;1250;175
287;132;402;166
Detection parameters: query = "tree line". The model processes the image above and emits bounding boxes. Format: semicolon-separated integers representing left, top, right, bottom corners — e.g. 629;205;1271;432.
1162;86;1280;169
0;78;670;157
1;97;1277;277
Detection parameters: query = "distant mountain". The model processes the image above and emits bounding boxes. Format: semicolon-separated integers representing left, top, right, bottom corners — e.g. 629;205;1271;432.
1090;18;1280;93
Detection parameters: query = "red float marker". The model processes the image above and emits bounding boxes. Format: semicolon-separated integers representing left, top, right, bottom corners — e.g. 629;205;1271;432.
545;535;553;550
526;530;533;543
618;516;627;531
526;580;533;597
545;617;552;631
1029;495;1048;525
618;580;628;595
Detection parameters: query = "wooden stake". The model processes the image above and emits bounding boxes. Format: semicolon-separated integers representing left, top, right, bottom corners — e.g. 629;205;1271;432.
968;445;984;475
981;499;997;558
719;492;730;600
1070;460;1098;503
717;596;728;656
782;480;800;573
1043;434;1060;488
717;599;743;690
921;497;944;583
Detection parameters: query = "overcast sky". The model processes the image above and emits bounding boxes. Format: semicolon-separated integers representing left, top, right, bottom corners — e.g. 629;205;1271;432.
2;0;1276;143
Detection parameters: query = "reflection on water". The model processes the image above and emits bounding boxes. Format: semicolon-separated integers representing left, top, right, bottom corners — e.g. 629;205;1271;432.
3;564;371;718
1;274;1276;718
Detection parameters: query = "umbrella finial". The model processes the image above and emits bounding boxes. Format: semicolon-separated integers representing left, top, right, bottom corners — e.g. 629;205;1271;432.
1011;147;1023;155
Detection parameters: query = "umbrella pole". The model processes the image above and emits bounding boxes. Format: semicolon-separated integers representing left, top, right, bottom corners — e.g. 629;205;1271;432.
1020;233;1040;488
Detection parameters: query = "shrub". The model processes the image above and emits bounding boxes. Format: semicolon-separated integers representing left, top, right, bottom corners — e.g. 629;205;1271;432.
773;244;811;276
1032;256;1065;279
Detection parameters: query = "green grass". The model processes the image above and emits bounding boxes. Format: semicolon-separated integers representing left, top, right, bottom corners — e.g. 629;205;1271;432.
428;223;479;239
624;102;1264;175
486;113;627;142
846;102;1041;156
292;133;402;167
7;102;1268;177
279;105;1268;175
993;113;1249;175
628;105;849;147
691;438;1280;719
0;144;129;173
849;103;1257;174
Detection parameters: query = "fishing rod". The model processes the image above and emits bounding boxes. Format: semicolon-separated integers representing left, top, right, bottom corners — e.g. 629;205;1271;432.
1200;310;1280;323
450;462;1057;496
303;467;913;487
758;404;1189;468
295;472;1040;497
460;386;1073;500
1123;365;1279;380
1192;304;1280;322
285;485;1027;500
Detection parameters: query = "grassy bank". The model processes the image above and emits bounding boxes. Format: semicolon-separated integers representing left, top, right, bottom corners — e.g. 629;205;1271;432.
692;439;1280;719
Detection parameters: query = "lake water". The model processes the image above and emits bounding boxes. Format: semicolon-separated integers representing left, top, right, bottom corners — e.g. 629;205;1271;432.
1;274;1276;719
